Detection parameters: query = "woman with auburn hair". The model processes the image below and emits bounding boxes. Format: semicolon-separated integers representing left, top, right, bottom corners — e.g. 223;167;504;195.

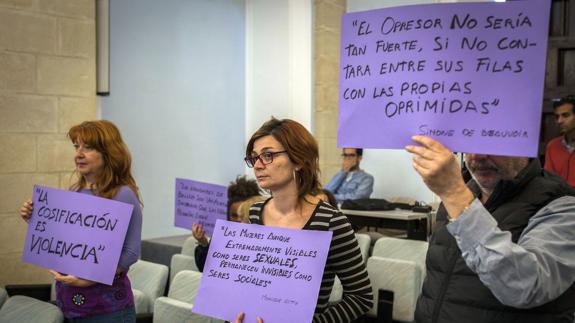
19;120;142;322
237;117;373;323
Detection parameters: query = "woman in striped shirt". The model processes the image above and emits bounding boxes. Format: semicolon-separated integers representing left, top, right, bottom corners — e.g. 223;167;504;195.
240;117;373;323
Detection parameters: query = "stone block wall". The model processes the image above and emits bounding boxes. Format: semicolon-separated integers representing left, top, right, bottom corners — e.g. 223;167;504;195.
314;0;345;186
0;0;97;285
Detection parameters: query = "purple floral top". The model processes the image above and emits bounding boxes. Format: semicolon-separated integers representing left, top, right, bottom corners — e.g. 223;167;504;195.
56;271;134;318
56;186;142;318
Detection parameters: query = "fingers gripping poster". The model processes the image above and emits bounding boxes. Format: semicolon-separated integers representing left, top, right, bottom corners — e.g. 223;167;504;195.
22;185;133;285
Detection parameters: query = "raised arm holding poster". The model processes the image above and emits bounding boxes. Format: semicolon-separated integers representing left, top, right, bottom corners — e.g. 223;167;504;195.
21;185;133;285
339;0;551;157
174;178;227;236
192;220;332;323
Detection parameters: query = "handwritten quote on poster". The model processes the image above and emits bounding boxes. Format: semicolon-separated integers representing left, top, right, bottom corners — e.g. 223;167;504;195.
192;220;333;323
174;178;227;236
338;0;550;157
21;185;133;285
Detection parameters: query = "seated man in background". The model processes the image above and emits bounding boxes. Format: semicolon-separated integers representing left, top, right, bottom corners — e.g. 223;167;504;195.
406;135;575;323
545;95;575;186
192;176;261;272
325;148;374;204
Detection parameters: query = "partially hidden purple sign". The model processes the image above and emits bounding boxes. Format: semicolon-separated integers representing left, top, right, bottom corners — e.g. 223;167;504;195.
339;0;550;157
174;178;227;236
192;220;333;323
21;185;133;285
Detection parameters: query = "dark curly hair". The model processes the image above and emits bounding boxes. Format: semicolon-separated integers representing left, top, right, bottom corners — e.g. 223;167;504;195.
227;175;261;218
553;95;575;112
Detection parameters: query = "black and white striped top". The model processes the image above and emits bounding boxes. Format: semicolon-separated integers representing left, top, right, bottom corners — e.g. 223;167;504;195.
249;199;373;323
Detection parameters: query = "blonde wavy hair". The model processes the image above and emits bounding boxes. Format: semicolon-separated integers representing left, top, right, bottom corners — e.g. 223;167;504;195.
237;195;267;223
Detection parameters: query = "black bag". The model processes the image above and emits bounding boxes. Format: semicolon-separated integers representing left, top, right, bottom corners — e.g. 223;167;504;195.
340;198;396;211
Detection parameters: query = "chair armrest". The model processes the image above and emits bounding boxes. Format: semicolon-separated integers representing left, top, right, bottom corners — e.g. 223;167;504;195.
377;288;394;323
136;312;153;323
4;284;52;301
170;254;198;283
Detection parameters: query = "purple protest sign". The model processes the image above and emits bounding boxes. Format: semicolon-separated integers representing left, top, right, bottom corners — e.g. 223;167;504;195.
21;185;133;285
174;178;227;236
192;220;333;323
339;0;551;157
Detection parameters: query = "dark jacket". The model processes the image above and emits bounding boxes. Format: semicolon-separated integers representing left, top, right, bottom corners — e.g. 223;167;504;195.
415;159;575;323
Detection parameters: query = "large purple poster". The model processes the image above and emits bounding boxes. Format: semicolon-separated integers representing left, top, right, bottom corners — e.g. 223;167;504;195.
21;185;133;285
192;220;333;323
174;178;227;236
339;0;550;157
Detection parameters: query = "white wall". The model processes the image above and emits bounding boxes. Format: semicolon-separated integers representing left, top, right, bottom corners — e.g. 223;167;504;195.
100;0;446;237
244;0;313;173
244;0;313;136
101;0;246;238
348;0;434;11
100;0;313;238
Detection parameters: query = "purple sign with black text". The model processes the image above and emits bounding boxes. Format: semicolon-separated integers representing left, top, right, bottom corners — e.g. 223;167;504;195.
21;185;133;285
339;0;550;157
174;178;227;236
192;220;333;323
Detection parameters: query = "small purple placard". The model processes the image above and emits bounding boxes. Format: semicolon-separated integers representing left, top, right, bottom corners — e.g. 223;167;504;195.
174;178;227;236
339;0;550;157
192;220;333;323
21;185;133;285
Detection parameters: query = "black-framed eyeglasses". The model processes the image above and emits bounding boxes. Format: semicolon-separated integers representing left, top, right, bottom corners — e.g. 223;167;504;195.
341;153;358;158
244;151;287;168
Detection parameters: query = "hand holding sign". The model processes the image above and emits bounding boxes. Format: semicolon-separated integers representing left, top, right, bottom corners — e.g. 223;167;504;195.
406;135;474;219
21;185;133;285
19;199;33;223
235;312;263;323
406;135;466;195
192;223;209;246
175;178;228;236
49;270;96;288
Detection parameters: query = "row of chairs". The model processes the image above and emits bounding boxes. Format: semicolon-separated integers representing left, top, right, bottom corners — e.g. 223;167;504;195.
168;234;428;323
329;236;428;323
0;260;172;323
0;235;427;323
0;268;217;323
0;287;63;323
155;270;222;323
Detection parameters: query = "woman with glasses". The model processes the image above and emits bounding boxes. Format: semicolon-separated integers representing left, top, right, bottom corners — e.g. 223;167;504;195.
19;120;142;323
240;117;373;323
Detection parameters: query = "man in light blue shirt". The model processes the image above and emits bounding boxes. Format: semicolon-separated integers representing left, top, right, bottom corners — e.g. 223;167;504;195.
325;148;374;204
405;135;575;323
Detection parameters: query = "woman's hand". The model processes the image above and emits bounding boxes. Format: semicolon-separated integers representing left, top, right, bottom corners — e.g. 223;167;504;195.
235;312;263;323
49;270;96;288
19;199;33;223
192;223;209;246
